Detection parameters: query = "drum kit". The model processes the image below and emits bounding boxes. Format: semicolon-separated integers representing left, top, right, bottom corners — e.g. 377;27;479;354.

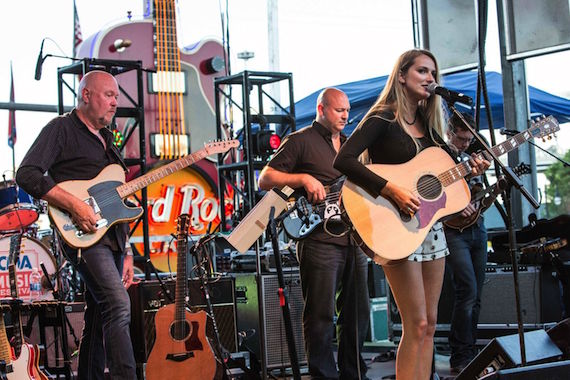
0;178;77;302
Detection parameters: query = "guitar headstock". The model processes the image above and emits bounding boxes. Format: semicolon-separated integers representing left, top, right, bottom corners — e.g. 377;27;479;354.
513;162;532;177
176;214;191;239
203;139;240;155
529;115;559;141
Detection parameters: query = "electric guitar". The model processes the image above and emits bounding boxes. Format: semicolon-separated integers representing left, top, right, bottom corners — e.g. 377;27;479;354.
342;116;559;261
443;163;531;232
145;214;216;380
7;235;48;380
0;308;32;380
49;140;239;249
282;176;349;240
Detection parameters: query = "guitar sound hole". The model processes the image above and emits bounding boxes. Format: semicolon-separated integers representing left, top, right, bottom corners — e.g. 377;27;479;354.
417;174;442;200
170;320;191;341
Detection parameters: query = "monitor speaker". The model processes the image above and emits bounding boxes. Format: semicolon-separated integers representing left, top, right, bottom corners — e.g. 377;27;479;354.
479;360;570;379
455;329;562;379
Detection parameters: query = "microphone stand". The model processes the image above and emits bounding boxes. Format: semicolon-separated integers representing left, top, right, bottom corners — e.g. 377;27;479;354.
266;205;301;380
190;236;233;380
448;104;540;366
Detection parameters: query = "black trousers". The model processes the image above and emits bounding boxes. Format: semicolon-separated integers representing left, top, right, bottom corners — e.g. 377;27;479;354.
297;239;370;379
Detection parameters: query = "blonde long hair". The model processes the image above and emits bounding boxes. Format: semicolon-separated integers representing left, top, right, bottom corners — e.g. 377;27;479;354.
361;49;446;149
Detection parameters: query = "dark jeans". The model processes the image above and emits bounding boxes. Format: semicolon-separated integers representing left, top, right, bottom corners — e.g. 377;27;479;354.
297;239;370;379
66;243;136;380
445;223;487;368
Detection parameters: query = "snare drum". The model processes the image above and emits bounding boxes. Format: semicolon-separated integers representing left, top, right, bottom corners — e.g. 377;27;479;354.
0;180;40;233
0;235;56;300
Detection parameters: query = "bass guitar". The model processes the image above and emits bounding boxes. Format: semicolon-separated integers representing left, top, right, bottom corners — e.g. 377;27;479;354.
443;163;531;232
282;177;349;240
145;214;216;380
49;140;238;249
342;116;559;261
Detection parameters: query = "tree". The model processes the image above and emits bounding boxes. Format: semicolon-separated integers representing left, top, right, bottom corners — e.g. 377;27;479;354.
544;149;570;217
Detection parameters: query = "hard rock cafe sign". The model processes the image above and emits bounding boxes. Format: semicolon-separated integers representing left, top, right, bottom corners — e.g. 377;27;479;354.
129;167;224;272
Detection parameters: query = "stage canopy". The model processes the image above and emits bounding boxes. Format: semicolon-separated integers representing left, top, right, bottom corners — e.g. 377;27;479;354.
292;71;570;134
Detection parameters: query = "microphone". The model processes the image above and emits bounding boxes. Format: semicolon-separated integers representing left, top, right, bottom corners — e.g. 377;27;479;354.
34;39;46;81
500;129;518;136
427;82;473;106
109;39;132;53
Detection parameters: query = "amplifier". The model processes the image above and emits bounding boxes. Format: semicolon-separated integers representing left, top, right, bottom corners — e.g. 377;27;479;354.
22;302;84;376
233;272;307;370
388;264;563;341
128;276;238;364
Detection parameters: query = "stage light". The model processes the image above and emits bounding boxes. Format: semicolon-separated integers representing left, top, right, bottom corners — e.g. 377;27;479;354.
252;129;281;157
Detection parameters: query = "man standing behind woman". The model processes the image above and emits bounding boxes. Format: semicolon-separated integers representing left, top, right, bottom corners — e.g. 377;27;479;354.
258;88;370;379
334;49;489;379
444;112;488;374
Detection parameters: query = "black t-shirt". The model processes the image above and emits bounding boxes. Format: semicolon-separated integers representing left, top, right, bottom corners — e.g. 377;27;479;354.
268;121;350;245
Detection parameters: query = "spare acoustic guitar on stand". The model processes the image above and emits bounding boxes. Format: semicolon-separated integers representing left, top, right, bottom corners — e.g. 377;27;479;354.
145;214;216;380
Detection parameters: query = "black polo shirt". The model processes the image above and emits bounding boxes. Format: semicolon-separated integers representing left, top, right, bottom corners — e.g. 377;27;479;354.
268;121;350;245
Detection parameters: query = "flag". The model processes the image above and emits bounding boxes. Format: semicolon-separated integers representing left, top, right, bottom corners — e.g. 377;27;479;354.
73;0;83;57
8;62;16;148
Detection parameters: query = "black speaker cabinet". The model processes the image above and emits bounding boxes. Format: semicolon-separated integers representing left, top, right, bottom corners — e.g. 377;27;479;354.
455;329;563;379
233;272;307;370
128;276;238;364
480;360;570;379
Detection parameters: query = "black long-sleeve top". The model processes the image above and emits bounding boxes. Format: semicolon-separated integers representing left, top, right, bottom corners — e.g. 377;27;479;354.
333;112;451;198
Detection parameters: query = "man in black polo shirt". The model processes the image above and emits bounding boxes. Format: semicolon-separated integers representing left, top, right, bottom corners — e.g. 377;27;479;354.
258;88;370;379
16;70;136;379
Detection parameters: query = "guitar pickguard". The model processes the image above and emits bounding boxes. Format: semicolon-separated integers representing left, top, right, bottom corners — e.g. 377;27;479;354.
416;194;447;229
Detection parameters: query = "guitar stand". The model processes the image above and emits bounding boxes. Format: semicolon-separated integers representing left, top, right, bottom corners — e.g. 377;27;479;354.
22;264;77;379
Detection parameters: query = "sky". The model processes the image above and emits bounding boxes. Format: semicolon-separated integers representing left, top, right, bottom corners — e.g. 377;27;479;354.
1;0;569;179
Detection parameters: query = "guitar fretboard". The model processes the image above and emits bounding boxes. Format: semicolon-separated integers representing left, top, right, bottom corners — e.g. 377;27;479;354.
438;117;557;187
153;0;180;69
116;150;208;198
174;215;190;328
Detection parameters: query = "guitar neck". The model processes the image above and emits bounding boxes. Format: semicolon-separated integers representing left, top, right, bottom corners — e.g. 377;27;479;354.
440;119;554;188
152;0;180;69
175;215;190;324
116;150;208;198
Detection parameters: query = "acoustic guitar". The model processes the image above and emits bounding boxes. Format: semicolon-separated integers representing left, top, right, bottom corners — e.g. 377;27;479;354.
342;116;559;262
48;140;238;249
145;214;216;380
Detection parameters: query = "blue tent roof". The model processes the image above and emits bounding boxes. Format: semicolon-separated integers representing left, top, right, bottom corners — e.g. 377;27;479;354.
293;71;570;134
